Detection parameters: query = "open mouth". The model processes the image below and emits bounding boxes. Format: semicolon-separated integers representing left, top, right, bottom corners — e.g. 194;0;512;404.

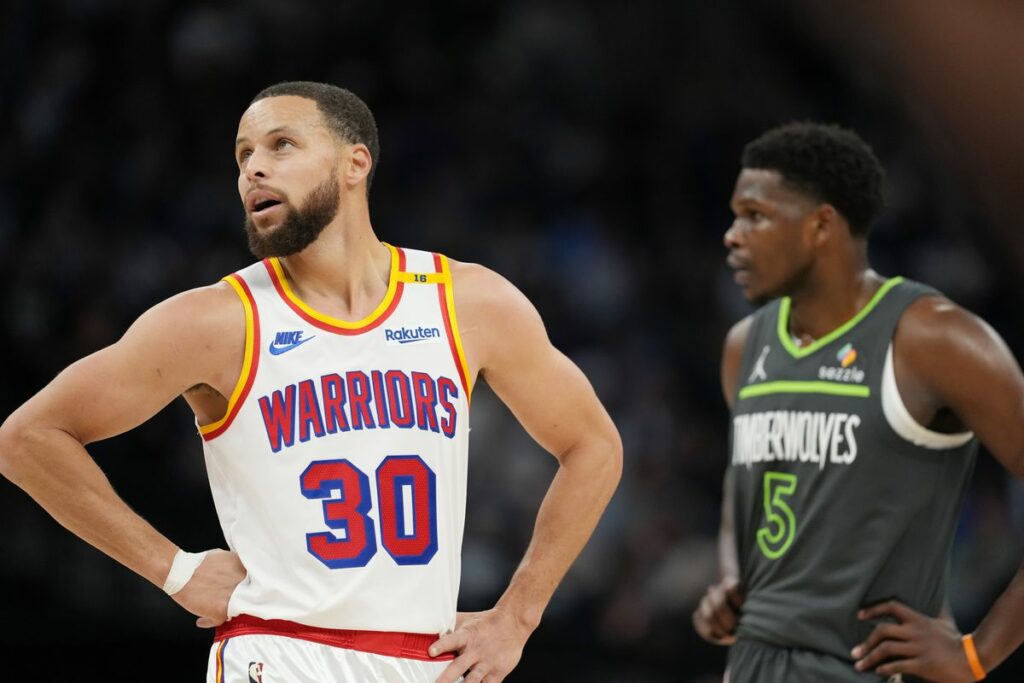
253;199;282;214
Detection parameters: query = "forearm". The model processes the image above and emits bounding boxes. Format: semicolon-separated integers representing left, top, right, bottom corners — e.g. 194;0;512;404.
495;437;621;631
718;469;738;582
973;559;1024;674
718;526;738;583
0;421;177;587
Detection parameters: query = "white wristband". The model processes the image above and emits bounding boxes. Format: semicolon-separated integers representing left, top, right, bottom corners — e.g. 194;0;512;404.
162;549;209;595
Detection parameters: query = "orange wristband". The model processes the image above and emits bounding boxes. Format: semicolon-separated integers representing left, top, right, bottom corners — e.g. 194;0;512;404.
961;633;986;681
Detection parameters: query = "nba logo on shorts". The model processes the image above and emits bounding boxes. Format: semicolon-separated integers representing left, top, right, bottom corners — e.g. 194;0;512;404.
248;662;264;683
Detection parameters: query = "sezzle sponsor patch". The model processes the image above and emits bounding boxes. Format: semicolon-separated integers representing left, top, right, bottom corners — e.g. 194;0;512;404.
818;364;866;383
817;343;865;382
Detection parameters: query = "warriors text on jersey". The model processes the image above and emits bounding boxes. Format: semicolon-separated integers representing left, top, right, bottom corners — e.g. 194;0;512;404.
728;278;977;667
199;244;471;636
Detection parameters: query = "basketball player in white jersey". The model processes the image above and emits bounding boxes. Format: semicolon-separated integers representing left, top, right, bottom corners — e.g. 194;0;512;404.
0;82;623;683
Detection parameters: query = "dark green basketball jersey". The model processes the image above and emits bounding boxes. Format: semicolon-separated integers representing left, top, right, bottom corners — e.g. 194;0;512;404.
729;277;978;664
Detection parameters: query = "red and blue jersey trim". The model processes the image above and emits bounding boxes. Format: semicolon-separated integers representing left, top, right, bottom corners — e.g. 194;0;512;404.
214;638;228;682
200;274;261;441
432;253;472;403
263;244;407;336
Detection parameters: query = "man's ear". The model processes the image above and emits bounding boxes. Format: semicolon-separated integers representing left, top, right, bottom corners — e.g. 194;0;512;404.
811;203;845;247
344;143;372;190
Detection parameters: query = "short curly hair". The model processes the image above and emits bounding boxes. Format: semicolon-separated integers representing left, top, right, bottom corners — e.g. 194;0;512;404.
252;81;380;192
741;122;885;236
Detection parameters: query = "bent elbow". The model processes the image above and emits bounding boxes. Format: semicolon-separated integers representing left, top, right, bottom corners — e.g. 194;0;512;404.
556;420;623;500
598;426;624;496
0;416;49;484
610;430;624;480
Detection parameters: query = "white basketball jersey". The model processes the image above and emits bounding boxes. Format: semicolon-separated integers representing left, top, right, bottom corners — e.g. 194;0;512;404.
199;244;471;635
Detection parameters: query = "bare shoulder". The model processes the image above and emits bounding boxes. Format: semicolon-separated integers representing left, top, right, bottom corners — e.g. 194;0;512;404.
894;292;1024;474
447;259;547;378
128;280;244;350
448;260;538;318
894;294;1020;407
721;314;755;408
2;280;250;444
146;280;242;326
122;281;247;390
724;315;755;357
447;259;544;334
895;295;999;358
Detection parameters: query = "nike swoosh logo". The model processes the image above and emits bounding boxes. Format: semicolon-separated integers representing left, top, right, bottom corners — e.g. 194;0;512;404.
268;335;315;355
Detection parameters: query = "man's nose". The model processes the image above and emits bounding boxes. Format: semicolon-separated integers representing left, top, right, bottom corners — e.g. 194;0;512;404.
245;149;270;181
724;221;744;249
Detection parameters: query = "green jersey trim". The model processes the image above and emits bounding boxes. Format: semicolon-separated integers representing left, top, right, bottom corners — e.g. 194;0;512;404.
739;381;871;400
777;277;905;358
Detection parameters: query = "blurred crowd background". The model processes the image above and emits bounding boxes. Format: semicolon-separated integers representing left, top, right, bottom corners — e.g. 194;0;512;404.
3;0;1024;680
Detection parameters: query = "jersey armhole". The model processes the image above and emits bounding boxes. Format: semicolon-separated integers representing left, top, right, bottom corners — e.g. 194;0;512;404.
881;343;973;450
199;274;261;441
432;253;473;404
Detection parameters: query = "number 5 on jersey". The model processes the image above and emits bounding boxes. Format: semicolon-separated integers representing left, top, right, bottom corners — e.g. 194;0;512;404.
757;471;797;560
300;455;438;569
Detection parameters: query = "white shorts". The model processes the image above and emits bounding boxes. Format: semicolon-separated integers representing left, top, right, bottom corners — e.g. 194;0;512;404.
207;615;454;683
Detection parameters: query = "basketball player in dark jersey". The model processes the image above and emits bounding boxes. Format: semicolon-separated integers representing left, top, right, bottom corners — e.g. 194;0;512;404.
693;123;1024;682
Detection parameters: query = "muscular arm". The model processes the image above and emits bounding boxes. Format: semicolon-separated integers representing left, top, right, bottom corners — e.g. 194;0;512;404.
895;298;1024;476
718;470;738;582
432;262;622;682
898;298;1024;671
465;262;621;627
692;317;750;646
0;283;245;608
717;316;752;581
854;297;1024;679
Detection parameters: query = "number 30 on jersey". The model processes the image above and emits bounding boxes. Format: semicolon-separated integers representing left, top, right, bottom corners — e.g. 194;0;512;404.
300;455;438;568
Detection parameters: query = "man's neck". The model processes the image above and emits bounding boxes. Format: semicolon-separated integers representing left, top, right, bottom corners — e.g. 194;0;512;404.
277;206;392;319
786;247;881;344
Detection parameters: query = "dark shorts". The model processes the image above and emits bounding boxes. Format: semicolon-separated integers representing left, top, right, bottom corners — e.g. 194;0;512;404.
726;638;919;683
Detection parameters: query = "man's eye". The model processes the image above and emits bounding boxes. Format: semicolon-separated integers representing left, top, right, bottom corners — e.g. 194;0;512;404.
276;139;293;150
238;150;252;163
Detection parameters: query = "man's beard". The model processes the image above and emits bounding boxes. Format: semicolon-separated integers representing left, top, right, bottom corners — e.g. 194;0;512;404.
245;174;341;259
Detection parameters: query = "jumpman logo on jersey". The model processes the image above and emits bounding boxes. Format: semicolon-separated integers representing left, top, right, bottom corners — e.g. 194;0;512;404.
749;345;770;383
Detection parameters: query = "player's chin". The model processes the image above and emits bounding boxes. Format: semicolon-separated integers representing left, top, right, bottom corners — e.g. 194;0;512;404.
740;271;790;306
249;204;288;230
743;281;780;307
733;272;764;303
248;213;285;233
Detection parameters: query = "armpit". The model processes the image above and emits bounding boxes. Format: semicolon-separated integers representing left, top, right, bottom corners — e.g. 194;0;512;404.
183;384;229;428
